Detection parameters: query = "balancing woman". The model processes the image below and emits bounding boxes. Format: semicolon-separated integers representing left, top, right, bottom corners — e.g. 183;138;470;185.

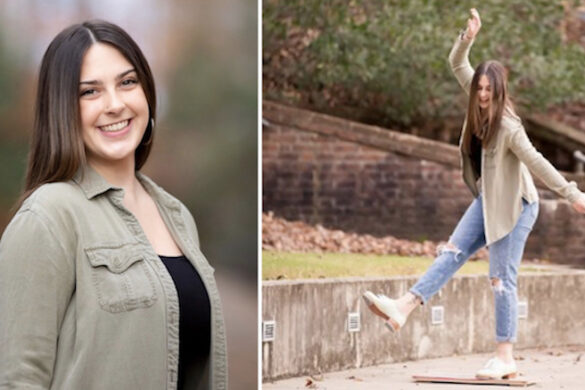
363;8;585;379
0;21;226;389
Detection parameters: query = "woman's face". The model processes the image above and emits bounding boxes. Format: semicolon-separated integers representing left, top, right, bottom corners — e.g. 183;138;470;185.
477;74;491;111
79;43;149;169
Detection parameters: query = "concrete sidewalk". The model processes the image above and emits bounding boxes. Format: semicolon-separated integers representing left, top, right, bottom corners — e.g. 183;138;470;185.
263;345;584;389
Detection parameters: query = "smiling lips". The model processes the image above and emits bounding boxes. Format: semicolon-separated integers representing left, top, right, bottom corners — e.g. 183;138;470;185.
98;119;131;134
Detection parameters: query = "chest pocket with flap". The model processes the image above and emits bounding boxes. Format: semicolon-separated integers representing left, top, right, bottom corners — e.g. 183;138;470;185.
85;243;157;313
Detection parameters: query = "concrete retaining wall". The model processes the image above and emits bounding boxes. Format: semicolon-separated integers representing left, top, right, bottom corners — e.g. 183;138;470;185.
261;272;585;381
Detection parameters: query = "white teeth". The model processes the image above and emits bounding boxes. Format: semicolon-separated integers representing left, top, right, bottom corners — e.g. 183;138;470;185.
100;120;129;132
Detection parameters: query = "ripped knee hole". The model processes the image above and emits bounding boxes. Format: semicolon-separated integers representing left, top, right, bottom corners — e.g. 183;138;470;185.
491;277;505;293
436;242;460;255
436;242;465;264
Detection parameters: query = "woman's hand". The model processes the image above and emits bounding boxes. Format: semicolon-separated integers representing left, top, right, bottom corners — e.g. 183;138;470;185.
465;8;481;40
572;195;585;213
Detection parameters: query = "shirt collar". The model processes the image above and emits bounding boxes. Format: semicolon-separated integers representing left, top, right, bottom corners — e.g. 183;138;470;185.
136;171;182;212
72;164;182;212
72;164;121;200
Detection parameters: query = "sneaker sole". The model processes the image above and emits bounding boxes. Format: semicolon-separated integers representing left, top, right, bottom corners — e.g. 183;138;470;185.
476;372;518;380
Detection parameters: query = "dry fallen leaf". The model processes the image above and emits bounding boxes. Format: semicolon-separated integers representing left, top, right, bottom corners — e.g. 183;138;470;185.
262;213;489;259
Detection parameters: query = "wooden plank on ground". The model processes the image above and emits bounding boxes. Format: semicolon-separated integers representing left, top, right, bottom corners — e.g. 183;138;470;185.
412;375;535;387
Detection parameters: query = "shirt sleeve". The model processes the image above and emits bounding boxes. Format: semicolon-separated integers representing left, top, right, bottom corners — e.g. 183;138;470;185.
0;207;75;389
448;32;476;95
508;124;583;203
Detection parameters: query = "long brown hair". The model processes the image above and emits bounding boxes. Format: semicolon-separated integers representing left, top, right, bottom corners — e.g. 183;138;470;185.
18;20;156;206
462;60;512;154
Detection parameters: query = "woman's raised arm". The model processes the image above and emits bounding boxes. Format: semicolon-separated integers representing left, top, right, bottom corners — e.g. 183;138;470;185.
448;8;481;95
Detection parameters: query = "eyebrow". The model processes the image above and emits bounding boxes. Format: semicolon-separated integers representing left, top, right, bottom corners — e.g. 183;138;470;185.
79;68;137;85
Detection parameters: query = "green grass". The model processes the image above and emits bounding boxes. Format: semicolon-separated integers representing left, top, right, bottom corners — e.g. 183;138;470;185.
262;251;540;280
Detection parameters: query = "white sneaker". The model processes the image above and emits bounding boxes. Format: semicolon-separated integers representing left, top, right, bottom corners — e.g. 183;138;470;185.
362;291;406;332
476;357;518;380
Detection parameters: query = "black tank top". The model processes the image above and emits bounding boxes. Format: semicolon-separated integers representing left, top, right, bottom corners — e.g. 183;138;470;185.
159;255;211;390
470;133;482;178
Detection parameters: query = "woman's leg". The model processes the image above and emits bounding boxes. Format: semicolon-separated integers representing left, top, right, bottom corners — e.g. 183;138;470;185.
402;195;487;315
365;196;487;326
476;199;539;379
488;199;539;360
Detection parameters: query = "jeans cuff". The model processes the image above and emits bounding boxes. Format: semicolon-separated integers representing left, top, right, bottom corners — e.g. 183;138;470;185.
495;336;517;343
408;288;427;305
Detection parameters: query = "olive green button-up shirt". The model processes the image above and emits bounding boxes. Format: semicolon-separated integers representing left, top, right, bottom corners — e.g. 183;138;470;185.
0;165;227;390
449;34;583;245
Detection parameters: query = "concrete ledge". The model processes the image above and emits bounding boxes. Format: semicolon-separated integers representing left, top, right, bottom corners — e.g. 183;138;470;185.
261;272;585;381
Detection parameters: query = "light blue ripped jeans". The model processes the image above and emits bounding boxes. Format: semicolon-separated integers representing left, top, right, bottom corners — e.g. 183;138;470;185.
410;195;539;343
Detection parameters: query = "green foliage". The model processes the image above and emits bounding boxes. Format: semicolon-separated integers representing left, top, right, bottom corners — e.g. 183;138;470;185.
263;0;585;129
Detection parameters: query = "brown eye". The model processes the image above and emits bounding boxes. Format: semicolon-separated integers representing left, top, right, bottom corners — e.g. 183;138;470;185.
121;78;138;87
80;89;96;97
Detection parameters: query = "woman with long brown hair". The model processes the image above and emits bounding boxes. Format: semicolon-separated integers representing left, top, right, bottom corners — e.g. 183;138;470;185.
363;8;585;379
0;21;226;390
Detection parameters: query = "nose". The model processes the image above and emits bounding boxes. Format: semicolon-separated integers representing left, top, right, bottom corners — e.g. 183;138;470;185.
104;89;124;114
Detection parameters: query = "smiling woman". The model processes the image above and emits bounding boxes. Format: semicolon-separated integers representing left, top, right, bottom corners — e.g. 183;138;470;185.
79;44;150;170
0;21;226;390
363;8;585;382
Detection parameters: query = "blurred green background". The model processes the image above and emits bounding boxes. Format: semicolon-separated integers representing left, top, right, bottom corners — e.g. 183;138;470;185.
0;0;257;388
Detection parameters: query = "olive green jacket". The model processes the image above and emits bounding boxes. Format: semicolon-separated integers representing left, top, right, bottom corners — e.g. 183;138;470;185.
449;34;583;245
0;165;227;390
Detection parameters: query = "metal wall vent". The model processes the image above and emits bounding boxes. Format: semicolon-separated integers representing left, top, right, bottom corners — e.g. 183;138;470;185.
347;312;361;332
431;306;444;325
518;301;528;319
263;320;276;342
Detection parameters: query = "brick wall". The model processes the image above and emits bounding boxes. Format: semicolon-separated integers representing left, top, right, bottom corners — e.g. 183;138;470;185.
262;101;585;265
